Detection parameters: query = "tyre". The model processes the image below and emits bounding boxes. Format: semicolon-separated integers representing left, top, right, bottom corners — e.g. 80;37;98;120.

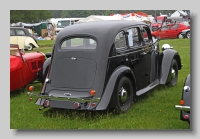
178;33;183;39
27;44;33;51
114;76;134;113
167;59;178;86
186;31;190;39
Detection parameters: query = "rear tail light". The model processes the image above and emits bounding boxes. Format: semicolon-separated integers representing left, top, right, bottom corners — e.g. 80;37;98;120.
28;86;34;91
184;115;189;119
28;86;34;101
43;100;50;107
180;100;184;105
90;90;96;96
91;102;95;107
74;102;80;109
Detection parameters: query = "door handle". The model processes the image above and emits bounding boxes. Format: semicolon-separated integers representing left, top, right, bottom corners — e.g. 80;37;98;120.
140;52;147;56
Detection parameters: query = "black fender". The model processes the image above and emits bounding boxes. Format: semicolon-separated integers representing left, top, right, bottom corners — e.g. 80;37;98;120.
38;57;51;84
96;66;136;110
159;49;182;84
182;74;190;106
180;74;190;121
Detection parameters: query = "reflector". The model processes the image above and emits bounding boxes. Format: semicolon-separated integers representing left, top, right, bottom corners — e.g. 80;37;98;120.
180;100;184;105
90;90;96;96
28;86;34;91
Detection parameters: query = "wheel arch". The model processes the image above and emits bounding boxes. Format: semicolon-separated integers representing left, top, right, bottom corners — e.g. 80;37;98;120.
159;49;182;84
38;57;51;84
95;66;136;110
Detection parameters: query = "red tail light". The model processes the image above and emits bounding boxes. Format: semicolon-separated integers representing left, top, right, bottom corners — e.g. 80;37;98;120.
43;100;50;107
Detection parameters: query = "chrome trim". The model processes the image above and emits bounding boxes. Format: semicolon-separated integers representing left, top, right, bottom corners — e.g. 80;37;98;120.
31;94;101;103
175;105;190;111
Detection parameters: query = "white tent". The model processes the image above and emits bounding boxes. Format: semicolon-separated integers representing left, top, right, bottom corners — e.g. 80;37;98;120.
76;15;123;24
170;10;188;17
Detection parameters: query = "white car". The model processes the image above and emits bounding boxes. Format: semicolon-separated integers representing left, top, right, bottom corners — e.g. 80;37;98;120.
10;27;40;50
181;29;190;39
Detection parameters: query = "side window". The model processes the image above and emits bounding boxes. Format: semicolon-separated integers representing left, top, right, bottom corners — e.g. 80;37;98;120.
127;28;140;47
16;29;25;36
171;24;179;29
10;29;15;36
161;26;169;31
114;31;126;49
142;27;151;45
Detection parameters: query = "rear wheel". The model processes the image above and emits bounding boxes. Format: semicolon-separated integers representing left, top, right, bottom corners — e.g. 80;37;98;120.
114;76;133;113
178;33;183;39
186;31;190;39
167;59;178;86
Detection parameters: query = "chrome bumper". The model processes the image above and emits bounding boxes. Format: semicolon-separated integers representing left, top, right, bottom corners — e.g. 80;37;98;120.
30;93;101;103
175;105;190;111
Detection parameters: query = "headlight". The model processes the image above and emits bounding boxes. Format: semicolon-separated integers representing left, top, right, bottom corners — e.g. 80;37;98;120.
162;44;173;51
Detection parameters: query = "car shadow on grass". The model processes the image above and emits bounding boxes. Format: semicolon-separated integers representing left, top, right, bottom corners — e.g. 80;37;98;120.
42;107;121;121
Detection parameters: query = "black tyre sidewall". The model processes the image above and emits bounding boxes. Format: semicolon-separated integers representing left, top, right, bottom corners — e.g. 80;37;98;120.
115;76;133;112
169;59;178;86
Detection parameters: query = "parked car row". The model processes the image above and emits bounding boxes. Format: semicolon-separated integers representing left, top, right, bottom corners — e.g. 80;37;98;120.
151;23;190;39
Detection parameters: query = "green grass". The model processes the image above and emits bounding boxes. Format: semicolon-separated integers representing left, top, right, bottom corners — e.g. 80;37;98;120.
10;38;190;130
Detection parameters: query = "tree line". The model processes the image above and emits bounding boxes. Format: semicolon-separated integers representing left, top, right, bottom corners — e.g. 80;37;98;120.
10;10;176;23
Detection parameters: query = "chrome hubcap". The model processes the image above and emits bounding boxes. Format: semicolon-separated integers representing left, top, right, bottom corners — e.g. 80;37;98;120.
171;68;175;79
119;87;128;102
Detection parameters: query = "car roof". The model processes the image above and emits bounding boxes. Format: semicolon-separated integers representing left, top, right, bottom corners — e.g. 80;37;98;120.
56;20;146;46
57;20;146;38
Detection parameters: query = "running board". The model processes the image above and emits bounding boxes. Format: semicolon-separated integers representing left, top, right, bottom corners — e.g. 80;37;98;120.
136;79;160;96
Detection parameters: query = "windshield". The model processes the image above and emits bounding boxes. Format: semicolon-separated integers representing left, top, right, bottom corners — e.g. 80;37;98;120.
57;20;71;28
10;48;21;56
157;20;163;23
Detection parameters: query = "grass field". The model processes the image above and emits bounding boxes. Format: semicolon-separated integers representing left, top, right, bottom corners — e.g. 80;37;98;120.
10;39;190;129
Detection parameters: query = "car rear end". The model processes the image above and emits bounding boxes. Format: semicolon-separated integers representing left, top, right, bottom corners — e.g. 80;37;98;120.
175;74;190;123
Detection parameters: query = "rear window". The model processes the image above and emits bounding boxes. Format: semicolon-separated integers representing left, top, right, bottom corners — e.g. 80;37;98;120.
61;37;97;50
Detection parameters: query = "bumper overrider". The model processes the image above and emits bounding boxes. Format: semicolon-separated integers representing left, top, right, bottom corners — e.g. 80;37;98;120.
175;105;190;111
27;86;101;110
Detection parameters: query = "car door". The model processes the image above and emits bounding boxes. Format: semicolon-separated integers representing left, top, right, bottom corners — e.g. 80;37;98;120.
169;24;180;38
141;25;157;86
159;25;170;39
125;25;156;91
10;28;18;45
16;29;28;49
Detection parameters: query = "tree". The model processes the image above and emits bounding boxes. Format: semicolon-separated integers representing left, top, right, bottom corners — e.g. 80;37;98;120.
10;10;53;23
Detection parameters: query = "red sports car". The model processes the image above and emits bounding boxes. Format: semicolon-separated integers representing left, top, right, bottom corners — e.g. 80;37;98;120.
10;44;45;92
151;23;190;39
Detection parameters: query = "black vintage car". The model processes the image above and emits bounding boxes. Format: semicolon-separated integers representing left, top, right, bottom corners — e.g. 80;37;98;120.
29;20;182;113
175;74;190;125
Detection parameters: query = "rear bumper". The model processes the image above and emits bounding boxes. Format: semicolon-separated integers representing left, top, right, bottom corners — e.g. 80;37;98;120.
175;105;190;111
34;94;101;102
30;93;101;110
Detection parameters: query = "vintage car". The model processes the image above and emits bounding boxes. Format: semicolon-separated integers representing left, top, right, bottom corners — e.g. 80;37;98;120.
10;44;45;92
180;29;190;39
151;23;190;39
10;27;40;50
28;20;182;113
175;74;190;125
